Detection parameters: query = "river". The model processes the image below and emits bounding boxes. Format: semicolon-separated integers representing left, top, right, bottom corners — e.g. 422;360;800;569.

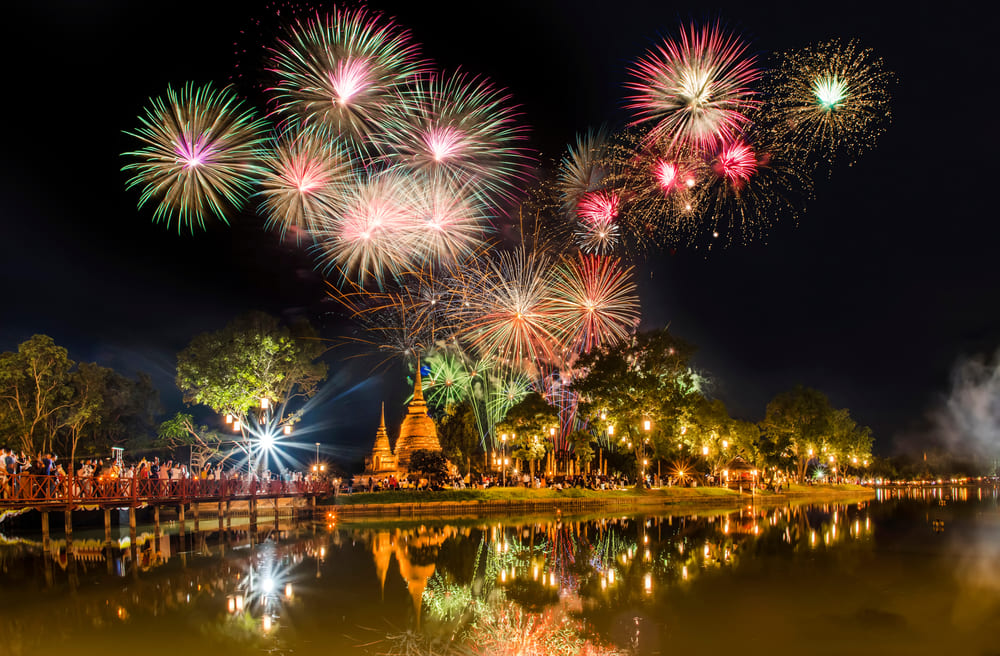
1;486;997;655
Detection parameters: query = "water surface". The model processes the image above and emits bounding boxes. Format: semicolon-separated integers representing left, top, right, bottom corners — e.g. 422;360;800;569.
1;487;998;655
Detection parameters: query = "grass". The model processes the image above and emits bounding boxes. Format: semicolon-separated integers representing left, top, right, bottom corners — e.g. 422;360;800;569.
331;484;743;506
326;482;874;510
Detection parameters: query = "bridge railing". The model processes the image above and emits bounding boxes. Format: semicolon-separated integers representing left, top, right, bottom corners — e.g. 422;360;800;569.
0;474;329;506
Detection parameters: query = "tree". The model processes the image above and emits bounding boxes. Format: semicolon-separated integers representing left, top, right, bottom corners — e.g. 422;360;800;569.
94;371;160;451
568;429;595;470
176;312;328;454
157;412;233;472
497;392;558;478
409;449;449;486
435;400;480;477
573;329;703;483
0;335;76;454
60;362;108;474
760;386;835;482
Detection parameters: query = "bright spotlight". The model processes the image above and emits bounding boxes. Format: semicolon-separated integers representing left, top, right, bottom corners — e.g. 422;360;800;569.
260;433;275;450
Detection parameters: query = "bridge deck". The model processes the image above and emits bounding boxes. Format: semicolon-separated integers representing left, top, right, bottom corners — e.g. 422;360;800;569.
0;474;329;511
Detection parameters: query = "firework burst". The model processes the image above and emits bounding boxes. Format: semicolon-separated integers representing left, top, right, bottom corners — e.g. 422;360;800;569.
557;127;610;212
378;71;531;204
257;130;351;238
267;7;423;145
574;190;622;254
765;39;893;165
458;248;562;368
311;170;414;284
549;254;640;353
699;132;812;244
123;82;267;233
406;174;492;266
626;23;760;151
599;131;706;250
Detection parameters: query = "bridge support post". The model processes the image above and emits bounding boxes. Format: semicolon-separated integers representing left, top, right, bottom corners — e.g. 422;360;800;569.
178;504;186;538
249;496;257;533
103;508;112;546
41;511;50;552
274;497;280;532
226;501;232;530
193;502;199;533
64;509;73;547
154;505;160;536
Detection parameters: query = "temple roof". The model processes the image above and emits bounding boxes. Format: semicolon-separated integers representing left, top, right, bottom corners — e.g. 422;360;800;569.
394;357;441;471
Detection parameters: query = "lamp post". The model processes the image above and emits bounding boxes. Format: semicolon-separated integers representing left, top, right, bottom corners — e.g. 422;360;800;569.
501;434;508;487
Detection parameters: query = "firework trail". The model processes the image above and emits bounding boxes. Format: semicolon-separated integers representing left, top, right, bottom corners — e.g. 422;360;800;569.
626;23;760;152
123;83;267;233
557;127;610;212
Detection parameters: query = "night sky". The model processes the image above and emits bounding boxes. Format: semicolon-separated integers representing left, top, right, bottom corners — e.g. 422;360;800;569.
1;1;994;462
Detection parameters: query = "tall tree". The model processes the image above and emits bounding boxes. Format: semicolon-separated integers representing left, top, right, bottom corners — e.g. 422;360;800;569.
435;400;480;476
0;335;76;454
760;386;835;482
176;312;328;448
573;329;703;482
497;392;558;478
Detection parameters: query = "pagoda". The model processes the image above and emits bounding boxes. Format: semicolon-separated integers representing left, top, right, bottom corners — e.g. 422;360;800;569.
363;403;396;474
393;362;441;473
360;361;442;477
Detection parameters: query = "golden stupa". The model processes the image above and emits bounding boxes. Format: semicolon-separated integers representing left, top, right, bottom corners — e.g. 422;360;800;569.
364;403;397;474
393;362;441;473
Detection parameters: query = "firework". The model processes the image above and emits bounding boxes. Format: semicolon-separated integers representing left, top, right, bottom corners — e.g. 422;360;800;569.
458;248;562;368
574;191;621;254
599;131;705;249
378;71;531;204
123;83;267;233
698;132;812;244
549;254;640;353
626;23;760;151
421;348;473;409
311;171;414;284
765;39;893;165
557;128;610;212
267;7;422;145
406;174;492;266
257;130;351;238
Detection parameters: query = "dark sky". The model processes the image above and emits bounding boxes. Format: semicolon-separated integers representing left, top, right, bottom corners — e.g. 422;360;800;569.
1;1;994;461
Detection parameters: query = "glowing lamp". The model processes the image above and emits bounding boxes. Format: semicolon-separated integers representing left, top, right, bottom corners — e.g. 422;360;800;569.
549;427;556;436
702;446;709;456
608;425;615;436
643;419;651;431
262;615;272;632
320;464;325;472
233;420;242;432
283;425;292;436
284;584;293;599
225;414;233;424
722;440;728;448
259;433;274;450
260;397;270;410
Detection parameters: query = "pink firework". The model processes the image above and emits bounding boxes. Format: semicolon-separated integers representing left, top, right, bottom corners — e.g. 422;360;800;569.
626;23;759;151
715;141;757;186
577;190;620;225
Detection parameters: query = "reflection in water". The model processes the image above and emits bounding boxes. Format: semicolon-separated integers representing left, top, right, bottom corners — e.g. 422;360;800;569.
0;491;998;655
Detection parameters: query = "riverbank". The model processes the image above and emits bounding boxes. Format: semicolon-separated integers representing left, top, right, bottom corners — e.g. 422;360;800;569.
324;483;874;519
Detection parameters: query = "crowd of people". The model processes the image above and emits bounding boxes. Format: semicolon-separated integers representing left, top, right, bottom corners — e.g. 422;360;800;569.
0;448;318;501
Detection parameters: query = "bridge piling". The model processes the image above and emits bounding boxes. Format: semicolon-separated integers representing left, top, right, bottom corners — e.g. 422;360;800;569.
41;511;50;552
103;508;112;547
64;509;73;546
178;504;186;538
193;502;199;533
217;499;224;531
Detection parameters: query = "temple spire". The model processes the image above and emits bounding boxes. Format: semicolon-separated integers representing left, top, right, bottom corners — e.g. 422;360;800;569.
412;356;425;404
379;402;386;430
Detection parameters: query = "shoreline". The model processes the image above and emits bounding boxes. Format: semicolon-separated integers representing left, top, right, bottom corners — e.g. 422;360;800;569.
326;484;875;520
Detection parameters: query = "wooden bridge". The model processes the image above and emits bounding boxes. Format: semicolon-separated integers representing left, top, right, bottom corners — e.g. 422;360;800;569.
0;474;332;550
